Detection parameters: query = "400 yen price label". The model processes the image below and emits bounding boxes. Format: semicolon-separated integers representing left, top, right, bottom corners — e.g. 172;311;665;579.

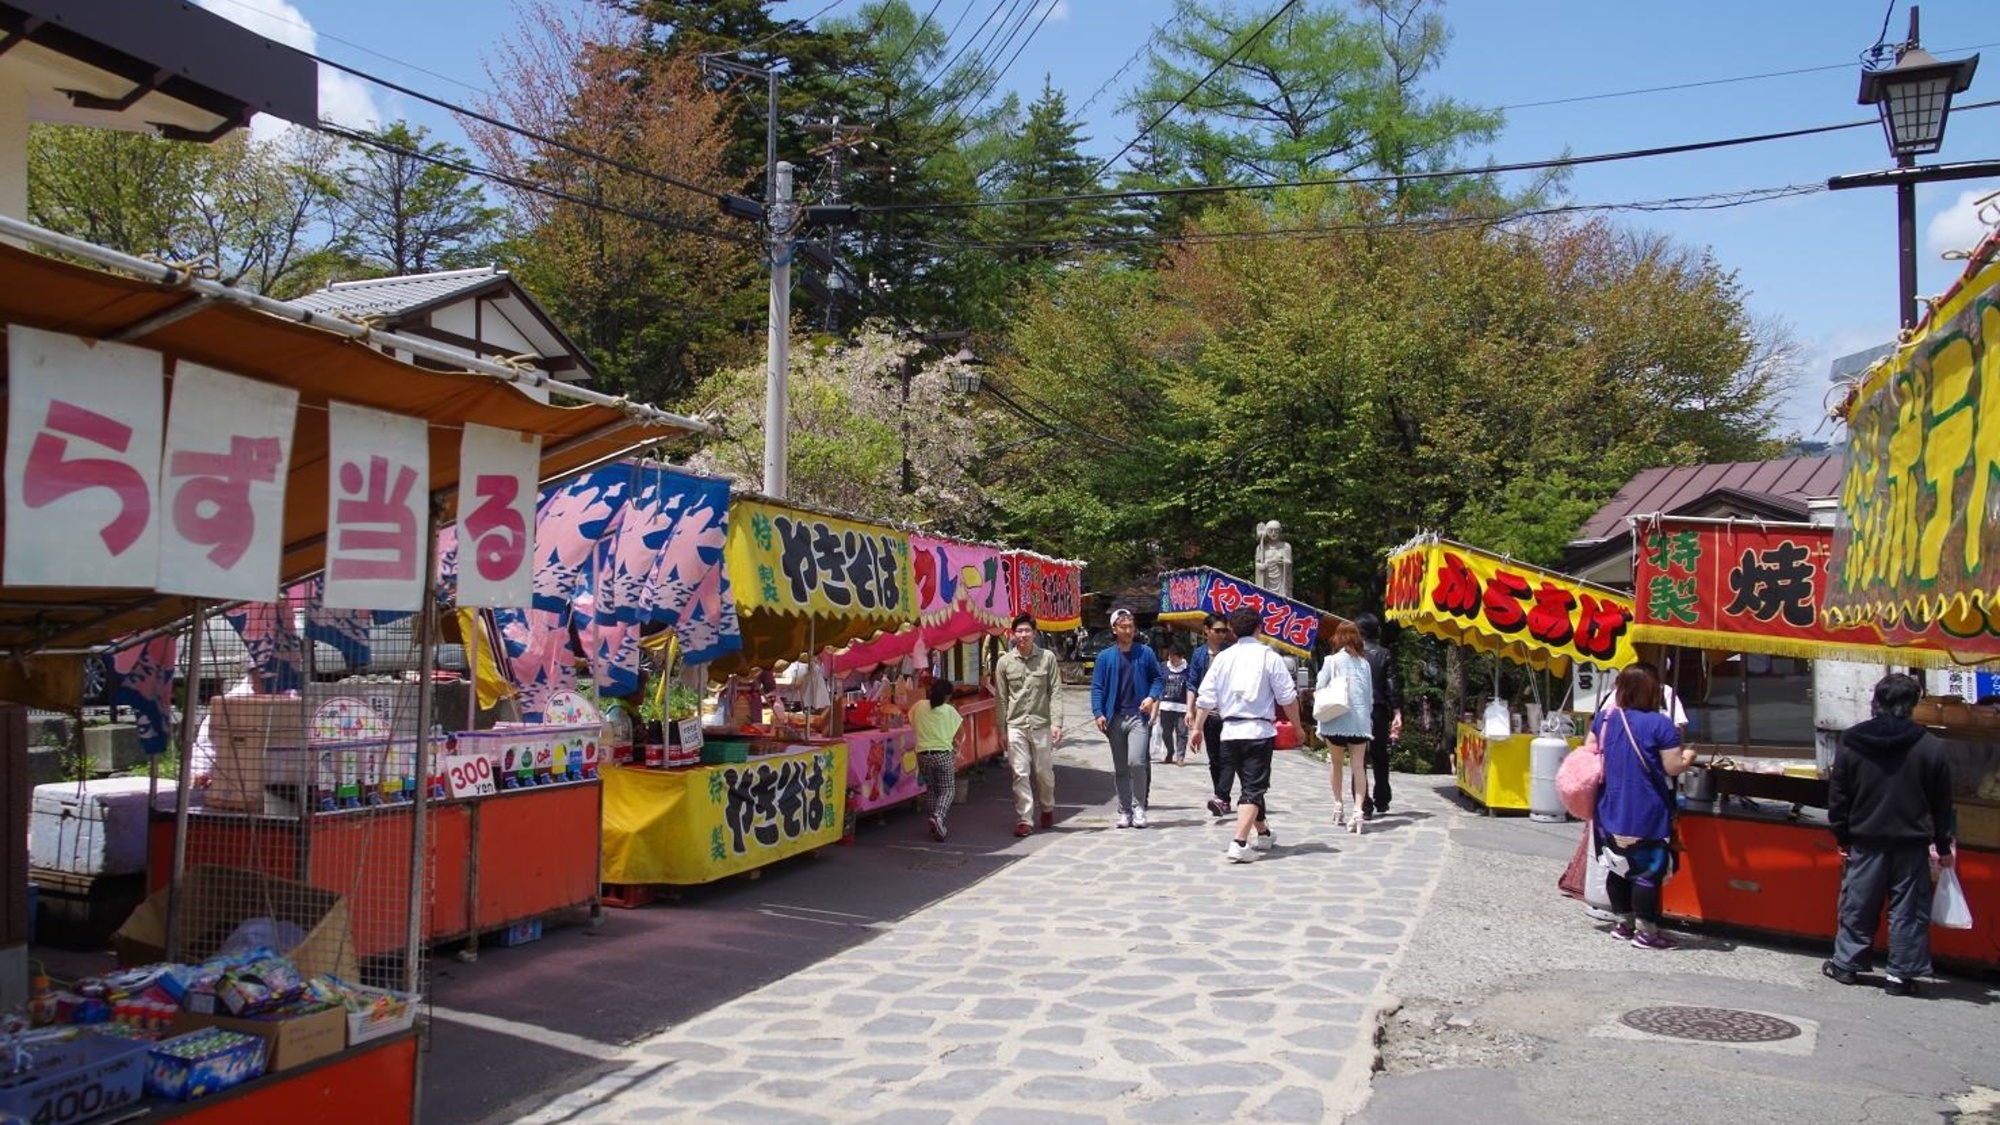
443;751;499;799
21;1061;139;1125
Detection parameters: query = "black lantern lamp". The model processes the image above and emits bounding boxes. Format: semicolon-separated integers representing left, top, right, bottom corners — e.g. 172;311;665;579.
1858;25;1979;163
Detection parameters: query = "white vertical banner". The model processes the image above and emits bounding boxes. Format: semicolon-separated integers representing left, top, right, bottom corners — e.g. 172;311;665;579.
323;401;430;611
454;423;541;608
156;363;298;601
4;325;163;587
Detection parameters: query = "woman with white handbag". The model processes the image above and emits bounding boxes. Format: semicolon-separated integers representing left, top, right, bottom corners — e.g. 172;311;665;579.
1316;620;1375;833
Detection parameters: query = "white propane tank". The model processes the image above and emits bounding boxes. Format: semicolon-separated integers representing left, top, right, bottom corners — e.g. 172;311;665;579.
1529;734;1571;822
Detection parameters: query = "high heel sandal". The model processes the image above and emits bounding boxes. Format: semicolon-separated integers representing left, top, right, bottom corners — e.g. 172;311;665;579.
1332;801;1347;827
1348;795;1364;834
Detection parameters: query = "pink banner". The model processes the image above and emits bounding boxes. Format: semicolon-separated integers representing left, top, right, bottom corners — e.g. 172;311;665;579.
911;536;1012;628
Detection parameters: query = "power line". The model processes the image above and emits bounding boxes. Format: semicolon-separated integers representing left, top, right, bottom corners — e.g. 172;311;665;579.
931;0;1044;126
883;0;951;77
1074;4;1190;121
307;51;731;205
308;120;757;250
197;0;488;95
1501;40;2000;111
1091;0;1302;179
909;184;1828;255
861;97;2000;215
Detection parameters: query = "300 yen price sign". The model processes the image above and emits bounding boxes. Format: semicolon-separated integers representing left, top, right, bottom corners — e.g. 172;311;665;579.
443;752;499;799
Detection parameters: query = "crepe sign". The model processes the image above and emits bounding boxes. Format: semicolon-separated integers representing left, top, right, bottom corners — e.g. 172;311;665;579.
1631;517;1947;665
454;423;540;608
1008;552;1083;632
1829;253;2000;657
323;402;429;611
1385;538;1635;672
1158;567;1323;657
724;499;914;621
5;326;164;587
911;536;1011;626
157;363;297;601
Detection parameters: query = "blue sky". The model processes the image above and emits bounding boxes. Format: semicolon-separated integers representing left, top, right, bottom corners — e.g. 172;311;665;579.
205;0;2000;442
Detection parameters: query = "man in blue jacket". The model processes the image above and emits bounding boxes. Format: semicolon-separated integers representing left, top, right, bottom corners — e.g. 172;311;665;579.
1091;608;1164;828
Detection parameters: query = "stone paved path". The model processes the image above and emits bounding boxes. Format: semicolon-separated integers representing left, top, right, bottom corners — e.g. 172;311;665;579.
520;722;1451;1124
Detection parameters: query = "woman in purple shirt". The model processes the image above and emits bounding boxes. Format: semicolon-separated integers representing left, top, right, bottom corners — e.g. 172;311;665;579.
1592;664;1699;950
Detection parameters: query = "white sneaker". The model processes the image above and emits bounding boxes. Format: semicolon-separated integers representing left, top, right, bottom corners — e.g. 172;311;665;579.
1226;840;1258;863
1115;811;1133;829
1132;806;1148;829
1252;829;1275;851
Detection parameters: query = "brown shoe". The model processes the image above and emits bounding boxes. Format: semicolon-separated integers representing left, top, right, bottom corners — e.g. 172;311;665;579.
1039;810;1055;829
1013;821;1033;838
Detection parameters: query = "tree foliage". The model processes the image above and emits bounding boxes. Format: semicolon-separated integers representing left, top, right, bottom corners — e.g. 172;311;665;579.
468;0;762;406
996;192;1796;607
334;121;504;275
27;124;348;298
688;325;985;530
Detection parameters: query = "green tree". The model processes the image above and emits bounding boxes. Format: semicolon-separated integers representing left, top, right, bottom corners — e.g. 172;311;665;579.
973;80;1117;279
996;193;1795;602
27;124;346;297
1120;0;1521;213
334;121;504;275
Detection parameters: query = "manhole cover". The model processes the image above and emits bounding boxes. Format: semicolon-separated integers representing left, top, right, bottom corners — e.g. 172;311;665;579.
1619;1006;1801;1044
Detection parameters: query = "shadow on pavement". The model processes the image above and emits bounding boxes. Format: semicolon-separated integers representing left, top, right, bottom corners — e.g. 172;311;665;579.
428;760;1111;1125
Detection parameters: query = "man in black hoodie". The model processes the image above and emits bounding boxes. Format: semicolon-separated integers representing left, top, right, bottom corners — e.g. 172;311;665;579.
1824;672;1958;996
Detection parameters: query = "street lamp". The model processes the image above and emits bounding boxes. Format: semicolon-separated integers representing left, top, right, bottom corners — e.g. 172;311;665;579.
948;348;984;395
1831;7;1983;330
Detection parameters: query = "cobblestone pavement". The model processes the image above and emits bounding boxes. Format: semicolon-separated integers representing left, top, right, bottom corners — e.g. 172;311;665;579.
515;715;1451;1125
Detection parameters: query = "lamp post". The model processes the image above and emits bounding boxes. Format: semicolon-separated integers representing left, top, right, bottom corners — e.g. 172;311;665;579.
1832;8;1981;330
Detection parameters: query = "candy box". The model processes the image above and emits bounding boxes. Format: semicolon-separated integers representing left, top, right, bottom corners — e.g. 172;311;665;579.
339;985;420;1045
144;1028;267;1101
170;1002;347;1074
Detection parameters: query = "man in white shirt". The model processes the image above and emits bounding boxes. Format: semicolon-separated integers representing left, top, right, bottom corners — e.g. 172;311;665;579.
1191;607;1301;862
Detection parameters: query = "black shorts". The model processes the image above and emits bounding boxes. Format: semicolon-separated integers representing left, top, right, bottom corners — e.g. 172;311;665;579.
1220;737;1275;812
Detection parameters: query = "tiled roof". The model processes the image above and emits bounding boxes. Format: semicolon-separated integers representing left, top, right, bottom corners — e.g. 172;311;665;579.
290;267;504;318
1571;455;1846;543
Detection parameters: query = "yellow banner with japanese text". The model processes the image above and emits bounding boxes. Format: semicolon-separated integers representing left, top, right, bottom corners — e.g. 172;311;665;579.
1829;251;2000;659
724;500;917;622
1384;536;1636;673
600;741;846;885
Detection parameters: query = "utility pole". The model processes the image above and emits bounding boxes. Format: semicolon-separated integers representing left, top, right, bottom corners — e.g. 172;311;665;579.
765;161;796;499
804;118;874;334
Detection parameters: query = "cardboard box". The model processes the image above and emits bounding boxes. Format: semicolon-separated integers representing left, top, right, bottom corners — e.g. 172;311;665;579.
111;866;359;984
145;1028;266;1101
171;1004;347;1073
206;696;307;810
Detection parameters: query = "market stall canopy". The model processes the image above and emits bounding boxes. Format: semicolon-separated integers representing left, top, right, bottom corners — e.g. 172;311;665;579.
718;497;918;672
822;534;1017;674
1829;230;2000;660
0;243;702;666
1157;567;1339;659
1629;515;1953;668
1007;550;1084;633
1385;534;1636;673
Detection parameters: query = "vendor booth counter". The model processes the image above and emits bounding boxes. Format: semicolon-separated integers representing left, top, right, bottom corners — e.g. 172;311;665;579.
951;694;1004;772
1663;804;2000;971
147;781;601;955
846;727;920;817
600;741;847;886
1453;723;1580;814
137;1031;417;1124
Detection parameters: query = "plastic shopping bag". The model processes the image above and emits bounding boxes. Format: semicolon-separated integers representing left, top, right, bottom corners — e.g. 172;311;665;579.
1584;842;1613;910
1933;867;1974;930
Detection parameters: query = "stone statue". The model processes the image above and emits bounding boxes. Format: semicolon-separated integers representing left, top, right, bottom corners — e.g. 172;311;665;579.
1255;520;1293;598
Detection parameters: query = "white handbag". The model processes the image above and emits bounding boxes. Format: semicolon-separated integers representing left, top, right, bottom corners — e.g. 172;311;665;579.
1312;657;1351;723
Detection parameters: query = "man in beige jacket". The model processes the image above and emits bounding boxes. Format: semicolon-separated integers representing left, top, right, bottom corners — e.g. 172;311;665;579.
995;613;1064;837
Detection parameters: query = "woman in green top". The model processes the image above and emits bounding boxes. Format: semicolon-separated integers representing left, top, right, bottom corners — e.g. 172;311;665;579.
910;678;963;841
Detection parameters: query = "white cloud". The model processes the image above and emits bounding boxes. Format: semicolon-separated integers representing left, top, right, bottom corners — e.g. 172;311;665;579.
193;0;384;135
1045;0;1072;21
1786;326;1898;440
1925;187;1996;257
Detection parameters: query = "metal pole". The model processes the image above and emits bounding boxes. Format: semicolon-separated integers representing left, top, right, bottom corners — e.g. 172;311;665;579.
765;70;779;208
165;600;205;962
764;161;796;500
405;507;443;995
1896;153;1919;330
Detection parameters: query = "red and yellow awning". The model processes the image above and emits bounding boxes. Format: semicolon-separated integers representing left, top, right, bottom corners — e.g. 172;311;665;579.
1385;535;1636;673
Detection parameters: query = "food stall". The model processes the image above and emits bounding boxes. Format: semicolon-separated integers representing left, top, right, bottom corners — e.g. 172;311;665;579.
1647;233;2000;969
0;224;705;1122
1157;566;1336;660
1385;535;1635;812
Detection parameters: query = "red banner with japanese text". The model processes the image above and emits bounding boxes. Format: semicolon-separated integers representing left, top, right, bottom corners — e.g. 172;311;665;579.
1631;516;1950;666
1007;551;1084;633
1383;535;1634;672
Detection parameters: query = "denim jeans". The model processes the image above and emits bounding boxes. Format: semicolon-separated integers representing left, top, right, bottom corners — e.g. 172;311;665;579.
1106;714;1151;814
